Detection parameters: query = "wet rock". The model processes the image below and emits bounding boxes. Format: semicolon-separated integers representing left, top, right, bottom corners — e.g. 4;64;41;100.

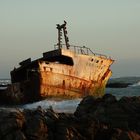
102;93;117;103
109;129;140;140
54;123;85;140
23;107;48;140
0;94;140;139
3;130;26;140
74;95;100;118
45;108;59;123
0;109;25;140
75;94;140;137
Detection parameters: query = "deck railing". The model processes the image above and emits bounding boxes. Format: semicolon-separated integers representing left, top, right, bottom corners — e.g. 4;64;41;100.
54;44;107;58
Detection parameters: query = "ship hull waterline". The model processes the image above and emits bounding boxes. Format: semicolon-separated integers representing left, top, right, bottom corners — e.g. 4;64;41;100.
6;67;112;104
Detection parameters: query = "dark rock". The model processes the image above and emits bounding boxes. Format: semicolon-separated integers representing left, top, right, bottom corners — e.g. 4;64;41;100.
74;95;101;118
102;93;117;103
3;130;26;140
54;122;85;140
0;94;140;139
110;129;140;140
106;82;132;88
75;94;140;137
23;107;48;140
0;109;25;140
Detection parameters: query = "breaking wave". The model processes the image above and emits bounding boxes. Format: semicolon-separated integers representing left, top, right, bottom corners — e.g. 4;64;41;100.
22;99;81;113
1;77;140;113
129;81;140;87
0;99;81;113
0;79;10;85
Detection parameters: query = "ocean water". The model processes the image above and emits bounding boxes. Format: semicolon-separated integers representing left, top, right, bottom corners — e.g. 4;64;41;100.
106;77;140;99
0;77;140;113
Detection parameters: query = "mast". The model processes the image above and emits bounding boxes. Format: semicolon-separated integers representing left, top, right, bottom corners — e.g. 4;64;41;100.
56;21;70;49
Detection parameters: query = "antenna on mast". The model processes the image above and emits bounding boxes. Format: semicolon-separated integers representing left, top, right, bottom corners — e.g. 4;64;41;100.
56;21;70;49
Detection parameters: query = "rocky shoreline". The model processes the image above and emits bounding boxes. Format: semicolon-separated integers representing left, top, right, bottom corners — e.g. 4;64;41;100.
0;94;140;140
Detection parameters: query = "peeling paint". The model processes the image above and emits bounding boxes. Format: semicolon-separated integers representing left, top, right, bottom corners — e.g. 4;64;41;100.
38;48;114;98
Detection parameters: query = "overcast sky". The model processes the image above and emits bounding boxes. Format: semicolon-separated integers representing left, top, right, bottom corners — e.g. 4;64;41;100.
0;0;140;78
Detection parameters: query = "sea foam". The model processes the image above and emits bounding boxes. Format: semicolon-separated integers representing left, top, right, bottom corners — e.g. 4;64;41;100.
129;81;140;87
22;98;81;113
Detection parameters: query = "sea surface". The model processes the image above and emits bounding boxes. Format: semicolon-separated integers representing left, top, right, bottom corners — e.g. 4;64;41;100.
0;77;140;113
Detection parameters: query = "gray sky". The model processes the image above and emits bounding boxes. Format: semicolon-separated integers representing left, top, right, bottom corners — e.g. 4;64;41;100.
0;0;140;78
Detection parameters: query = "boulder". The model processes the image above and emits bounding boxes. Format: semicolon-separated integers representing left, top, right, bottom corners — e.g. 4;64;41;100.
0;94;140;139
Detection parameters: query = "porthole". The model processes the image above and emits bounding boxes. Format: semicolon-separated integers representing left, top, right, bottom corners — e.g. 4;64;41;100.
45;62;49;64
96;60;99;63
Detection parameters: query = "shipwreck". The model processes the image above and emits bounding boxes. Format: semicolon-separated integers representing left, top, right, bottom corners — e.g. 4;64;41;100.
6;21;114;103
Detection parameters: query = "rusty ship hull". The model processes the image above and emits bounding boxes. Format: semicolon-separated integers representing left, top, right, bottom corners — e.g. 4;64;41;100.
10;47;113;101
39;49;113;98
9;22;114;103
